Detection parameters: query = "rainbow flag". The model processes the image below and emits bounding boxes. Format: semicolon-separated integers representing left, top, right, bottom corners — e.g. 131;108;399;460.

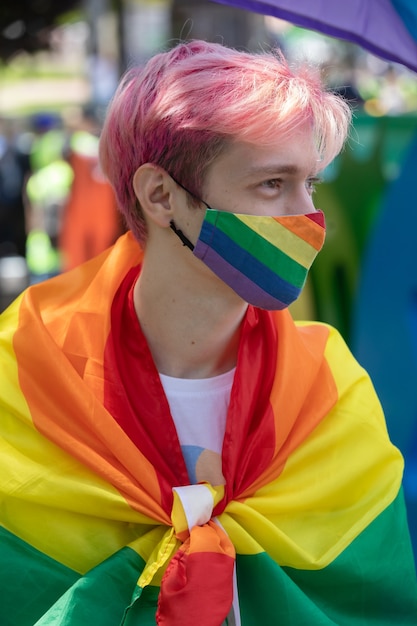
1;232;416;625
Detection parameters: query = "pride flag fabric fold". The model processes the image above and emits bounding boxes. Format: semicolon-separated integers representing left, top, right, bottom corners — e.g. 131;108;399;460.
1;231;417;625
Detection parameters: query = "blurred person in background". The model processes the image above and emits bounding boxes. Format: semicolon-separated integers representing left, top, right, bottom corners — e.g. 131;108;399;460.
0;117;32;311
0;40;416;626
25;112;72;281
0;116;32;259
58;105;124;272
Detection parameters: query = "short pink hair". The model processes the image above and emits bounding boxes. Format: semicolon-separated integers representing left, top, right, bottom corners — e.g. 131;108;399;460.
99;39;351;242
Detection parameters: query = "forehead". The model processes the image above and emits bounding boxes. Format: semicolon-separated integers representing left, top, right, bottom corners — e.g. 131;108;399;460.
205;123;320;187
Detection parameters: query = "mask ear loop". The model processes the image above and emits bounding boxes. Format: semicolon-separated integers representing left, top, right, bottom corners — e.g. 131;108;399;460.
167;173;211;251
169;220;195;251
169;174;210;208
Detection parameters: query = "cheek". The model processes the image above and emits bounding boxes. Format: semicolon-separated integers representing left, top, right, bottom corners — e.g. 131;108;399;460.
204;179;240;214
231;195;281;217
184;206;206;241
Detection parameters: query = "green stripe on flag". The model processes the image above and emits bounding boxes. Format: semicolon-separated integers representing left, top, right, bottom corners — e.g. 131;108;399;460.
0;526;79;626
236;491;417;624
0;526;157;626
33;546;148;625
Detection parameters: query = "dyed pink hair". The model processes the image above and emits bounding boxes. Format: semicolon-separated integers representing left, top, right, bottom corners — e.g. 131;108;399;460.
99;39;351;242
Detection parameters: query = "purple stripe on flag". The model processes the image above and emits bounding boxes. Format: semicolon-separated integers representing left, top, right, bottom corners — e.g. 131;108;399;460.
194;242;288;309
213;0;417;73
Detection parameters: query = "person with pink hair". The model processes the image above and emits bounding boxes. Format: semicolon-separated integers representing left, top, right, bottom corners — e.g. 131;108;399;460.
0;40;416;625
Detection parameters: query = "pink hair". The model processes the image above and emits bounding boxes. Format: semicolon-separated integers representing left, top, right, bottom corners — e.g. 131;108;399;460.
99;40;351;242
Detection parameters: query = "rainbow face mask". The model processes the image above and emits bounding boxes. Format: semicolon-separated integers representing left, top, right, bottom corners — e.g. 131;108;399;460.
170;203;326;311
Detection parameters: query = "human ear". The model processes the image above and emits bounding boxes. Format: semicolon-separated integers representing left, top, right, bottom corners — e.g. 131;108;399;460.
132;164;175;228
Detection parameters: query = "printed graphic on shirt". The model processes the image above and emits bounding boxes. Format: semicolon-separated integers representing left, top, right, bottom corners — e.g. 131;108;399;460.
182;445;225;485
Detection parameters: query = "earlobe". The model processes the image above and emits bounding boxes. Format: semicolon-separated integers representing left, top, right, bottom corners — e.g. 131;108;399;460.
133;164;174;227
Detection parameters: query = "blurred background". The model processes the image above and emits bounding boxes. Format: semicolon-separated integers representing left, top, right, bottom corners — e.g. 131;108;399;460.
1;0;416;555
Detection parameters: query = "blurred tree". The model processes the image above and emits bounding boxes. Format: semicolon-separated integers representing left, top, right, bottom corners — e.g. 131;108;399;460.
0;0;82;60
171;0;267;50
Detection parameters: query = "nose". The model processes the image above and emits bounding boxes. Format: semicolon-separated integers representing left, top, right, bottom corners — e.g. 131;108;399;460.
283;187;317;216
302;195;318;216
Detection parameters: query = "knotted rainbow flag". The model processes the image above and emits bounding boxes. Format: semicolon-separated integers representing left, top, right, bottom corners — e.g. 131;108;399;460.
1;232;416;625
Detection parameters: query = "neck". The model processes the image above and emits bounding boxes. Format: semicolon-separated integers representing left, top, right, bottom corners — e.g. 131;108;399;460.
133;252;247;379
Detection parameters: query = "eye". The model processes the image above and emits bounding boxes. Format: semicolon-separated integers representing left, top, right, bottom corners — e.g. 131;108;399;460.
261;178;282;189
306;176;322;195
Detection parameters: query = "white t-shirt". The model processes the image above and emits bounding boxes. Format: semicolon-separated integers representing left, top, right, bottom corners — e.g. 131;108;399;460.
159;368;235;485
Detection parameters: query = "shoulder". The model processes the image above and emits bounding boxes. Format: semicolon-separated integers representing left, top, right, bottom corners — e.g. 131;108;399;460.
297;320;371;397
1;232;143;342
283;316;384;422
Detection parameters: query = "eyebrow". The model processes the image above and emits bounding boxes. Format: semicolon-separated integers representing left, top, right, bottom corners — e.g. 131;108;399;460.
241;164;317;178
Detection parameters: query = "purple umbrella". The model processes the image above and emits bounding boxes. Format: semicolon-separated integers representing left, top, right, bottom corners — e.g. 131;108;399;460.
213;0;417;72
